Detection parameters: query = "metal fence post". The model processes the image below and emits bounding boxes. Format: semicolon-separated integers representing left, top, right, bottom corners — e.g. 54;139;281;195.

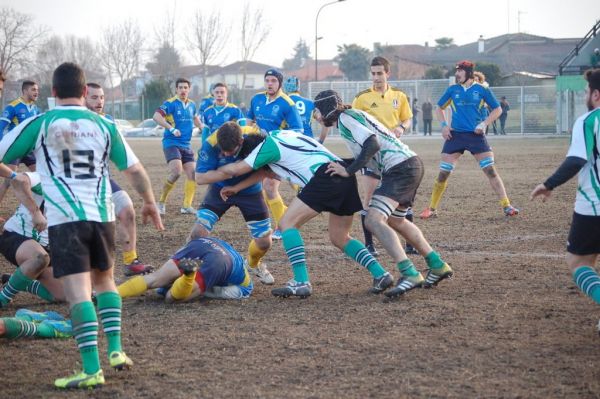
520;86;524;135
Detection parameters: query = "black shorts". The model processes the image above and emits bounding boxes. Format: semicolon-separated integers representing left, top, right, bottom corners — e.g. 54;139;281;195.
567;212;600;255
49;221;116;278
374;156;424;207
298;164;363;216
0;230;45;267
201;184;269;221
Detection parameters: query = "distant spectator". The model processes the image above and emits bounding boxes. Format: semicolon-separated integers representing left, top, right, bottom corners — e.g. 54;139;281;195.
422;99;433;136
499;96;510;135
411;98;419;134
591;48;600;67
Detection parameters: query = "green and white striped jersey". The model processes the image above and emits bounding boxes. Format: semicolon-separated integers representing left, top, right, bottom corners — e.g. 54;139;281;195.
3;172;48;246
243;130;340;187
0;106;139;226
567;107;600;216
338;109;416;174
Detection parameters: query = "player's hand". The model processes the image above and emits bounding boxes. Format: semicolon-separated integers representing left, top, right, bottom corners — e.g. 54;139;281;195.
441;126;452;140
529;183;552;202
392;127;405;137
474;122;487;135
169;127;181;137
326;162;350;177
32;209;47;233
141;202;165;231
220;186;238;202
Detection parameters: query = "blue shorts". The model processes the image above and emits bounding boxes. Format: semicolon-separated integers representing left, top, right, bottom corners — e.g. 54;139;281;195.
200;184;269;222
441;132;492;155
9;153;36;167
163;146;195;164
110;179;122;193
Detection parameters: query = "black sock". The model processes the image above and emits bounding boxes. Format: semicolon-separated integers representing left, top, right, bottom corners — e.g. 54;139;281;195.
361;213;374;247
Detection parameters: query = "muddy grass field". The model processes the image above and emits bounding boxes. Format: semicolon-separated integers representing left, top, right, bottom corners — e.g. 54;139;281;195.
1;136;599;398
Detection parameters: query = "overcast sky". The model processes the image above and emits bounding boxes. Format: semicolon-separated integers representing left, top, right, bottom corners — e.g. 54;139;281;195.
2;0;598;67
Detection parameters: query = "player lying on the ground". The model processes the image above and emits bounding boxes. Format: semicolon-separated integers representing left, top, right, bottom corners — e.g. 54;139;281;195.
117;236;253;302
0;308;71;339
0;172;64;308
217;123;392;298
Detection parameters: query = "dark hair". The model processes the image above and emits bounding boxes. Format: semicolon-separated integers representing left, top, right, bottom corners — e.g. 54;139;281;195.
213;82;228;90
86;82;102;90
371;56;391;73
217;122;243;152
0;69;6;82
314;90;351;127
22;80;37;92
52;62;86;99
239;133;266;158
585;68;600;93
175;78;191;87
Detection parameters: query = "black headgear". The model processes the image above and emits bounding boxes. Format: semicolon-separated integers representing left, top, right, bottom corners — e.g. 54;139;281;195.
264;69;283;89
314;90;343;120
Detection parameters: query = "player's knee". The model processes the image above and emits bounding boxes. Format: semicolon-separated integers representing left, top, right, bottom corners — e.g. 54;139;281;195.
168;170;182;182
189;224;210;240
32;251;50;270
438;163;453;182
255;235;272;251
329;232;350;250
482;164;497;178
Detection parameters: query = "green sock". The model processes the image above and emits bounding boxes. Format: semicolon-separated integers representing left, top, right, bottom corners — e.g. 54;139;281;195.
35;322;58;338
0;268;54;305
71;301;101;374
96;291;122;355
573;266;600;304
24;279;55;303
1;317;38;338
282;228;310;283
397;259;419;278
344;239;387;278
425;251;445;270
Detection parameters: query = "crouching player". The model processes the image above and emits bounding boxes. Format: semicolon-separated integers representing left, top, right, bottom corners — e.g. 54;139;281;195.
0;172;64;307
117;236;253;302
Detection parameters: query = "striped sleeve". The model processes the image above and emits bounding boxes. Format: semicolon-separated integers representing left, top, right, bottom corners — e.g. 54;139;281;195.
0;115;42;163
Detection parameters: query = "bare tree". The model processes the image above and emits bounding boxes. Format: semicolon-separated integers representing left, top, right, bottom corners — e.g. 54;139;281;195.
239;3;269;90
154;7;177;49
187;9;229;94
98;19;144;118
36;35;102;84
0;7;47;77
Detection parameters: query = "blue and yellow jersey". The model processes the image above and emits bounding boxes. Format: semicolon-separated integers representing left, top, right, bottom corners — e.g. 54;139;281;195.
171;237;248;291
156;96;197;148
198;95;215;119
247;91;303;134
196;125;262;195
288;93;315;137
437;83;500;133
0;98;40;138
201;102;246;141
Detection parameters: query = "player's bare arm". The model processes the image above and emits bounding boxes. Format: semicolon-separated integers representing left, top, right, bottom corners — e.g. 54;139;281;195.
122;163;164;230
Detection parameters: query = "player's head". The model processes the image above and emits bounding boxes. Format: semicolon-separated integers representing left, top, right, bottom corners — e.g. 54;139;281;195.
52;62;86;100
217;122;244;156
370;56;391;90
283;76;299;93
213;83;228;105
209;83;217;96
455;60;475;84
264;68;283;95
21;80;39;102
175;78;191;100
584;68;600;111
85;82;105;113
0;69;6;99
314;89;349;127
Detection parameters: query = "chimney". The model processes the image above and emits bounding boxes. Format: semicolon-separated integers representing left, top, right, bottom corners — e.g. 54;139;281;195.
478;35;485;53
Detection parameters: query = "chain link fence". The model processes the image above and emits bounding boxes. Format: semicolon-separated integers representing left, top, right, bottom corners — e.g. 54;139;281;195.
308;79;571;136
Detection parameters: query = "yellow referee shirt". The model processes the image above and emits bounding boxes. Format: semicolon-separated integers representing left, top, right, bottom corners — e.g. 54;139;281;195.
351;86;412;131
